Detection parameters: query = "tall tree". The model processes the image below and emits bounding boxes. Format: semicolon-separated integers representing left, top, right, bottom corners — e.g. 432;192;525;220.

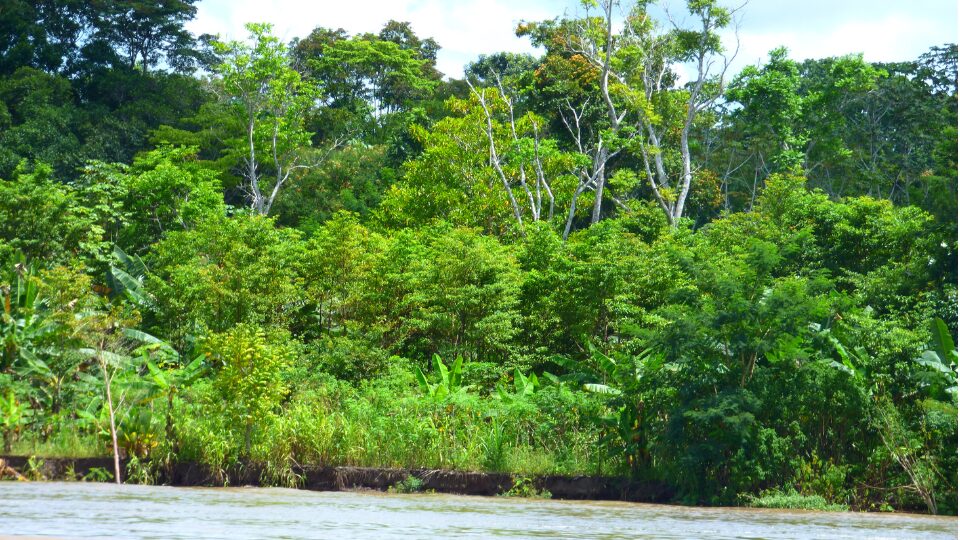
89;0;199;72
525;0;738;234
719;47;806;208
213;23;319;215
466;63;561;230
297;26;438;121
0;0;91;75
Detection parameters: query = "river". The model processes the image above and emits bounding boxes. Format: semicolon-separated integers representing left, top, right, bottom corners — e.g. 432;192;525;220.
0;482;955;539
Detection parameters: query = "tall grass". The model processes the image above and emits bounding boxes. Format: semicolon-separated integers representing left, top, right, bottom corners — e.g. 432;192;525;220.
171;370;611;481
15;369;611;484
10;432;104;459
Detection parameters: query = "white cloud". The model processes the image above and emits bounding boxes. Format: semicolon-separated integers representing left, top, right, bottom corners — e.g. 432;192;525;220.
731;14;954;70
187;0;572;78
188;0;957;80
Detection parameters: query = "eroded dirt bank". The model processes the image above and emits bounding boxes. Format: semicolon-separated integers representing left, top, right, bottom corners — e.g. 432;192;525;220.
0;455;673;502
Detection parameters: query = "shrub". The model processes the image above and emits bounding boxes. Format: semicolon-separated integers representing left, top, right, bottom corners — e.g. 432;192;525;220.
741;488;848;512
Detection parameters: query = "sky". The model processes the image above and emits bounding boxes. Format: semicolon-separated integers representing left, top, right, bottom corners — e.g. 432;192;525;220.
187;0;959;79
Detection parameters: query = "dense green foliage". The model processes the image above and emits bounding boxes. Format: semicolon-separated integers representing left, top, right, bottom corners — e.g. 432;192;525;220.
0;0;955;514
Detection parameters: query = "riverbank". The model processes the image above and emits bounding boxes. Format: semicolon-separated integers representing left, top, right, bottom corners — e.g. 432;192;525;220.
4;455;951;516
0;455;673;502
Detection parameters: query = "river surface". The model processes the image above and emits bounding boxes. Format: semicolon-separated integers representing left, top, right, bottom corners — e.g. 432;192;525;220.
0;482;956;539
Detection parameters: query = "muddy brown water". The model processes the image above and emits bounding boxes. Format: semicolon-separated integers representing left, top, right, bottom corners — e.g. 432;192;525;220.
0;482;956;539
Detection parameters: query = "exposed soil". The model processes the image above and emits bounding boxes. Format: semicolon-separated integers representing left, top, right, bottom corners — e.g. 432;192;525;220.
0;455;673;502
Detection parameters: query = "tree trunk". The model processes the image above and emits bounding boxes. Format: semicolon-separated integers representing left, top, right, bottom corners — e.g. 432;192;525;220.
563;185;585;240
103;364;121;485
244;422;253;457
591;174;605;224
166;390;176;455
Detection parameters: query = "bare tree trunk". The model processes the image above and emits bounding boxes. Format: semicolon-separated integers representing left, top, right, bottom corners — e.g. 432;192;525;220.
468;81;525;232
102;358;121;485
166;390;176;456
592;0;616;226
675;119;694;222
563;186;584;240
591;162;606;224
247;112;264;214
532;122;555;220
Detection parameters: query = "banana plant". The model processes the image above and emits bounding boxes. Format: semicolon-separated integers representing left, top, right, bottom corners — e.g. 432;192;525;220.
0;389;28;453
142;350;205;448
560;345;665;477
826;332;870;386
823;319;957;401
16;352;80;417
75;316;173;484
107;245;155;312
415;354;472;401
1;258;59;371
111;327;204;457
824;323;950;514
915;318;958;400
496;368;541;404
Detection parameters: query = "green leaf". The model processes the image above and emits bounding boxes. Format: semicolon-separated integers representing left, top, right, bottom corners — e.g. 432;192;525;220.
123;328;162;345
414;366;429;393
450;355;463;388
109;266;153;308
930;318;958;365
584;383;622;396
434;354;449;387
146;360;169;389
828;360;855;377
917;351;953;375
183;354;205;379
79;348;130;368
513;368;527;394
592;349;617;378
113;245;147;279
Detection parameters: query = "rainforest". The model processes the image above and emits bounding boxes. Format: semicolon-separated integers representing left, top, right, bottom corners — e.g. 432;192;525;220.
0;0;956;517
